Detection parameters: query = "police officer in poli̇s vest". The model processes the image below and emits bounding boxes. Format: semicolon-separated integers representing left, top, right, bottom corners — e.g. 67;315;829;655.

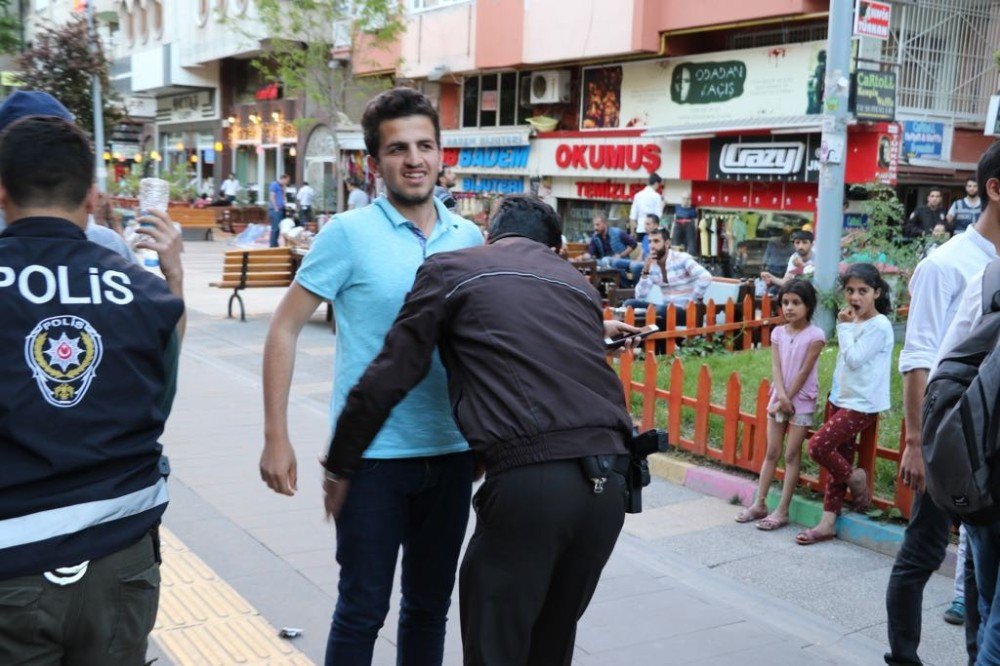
0;116;185;664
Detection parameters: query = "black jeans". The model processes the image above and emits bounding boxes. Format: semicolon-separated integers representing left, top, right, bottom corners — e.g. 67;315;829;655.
460;459;626;666
671;219;699;255
325;451;474;666
885;490;979;665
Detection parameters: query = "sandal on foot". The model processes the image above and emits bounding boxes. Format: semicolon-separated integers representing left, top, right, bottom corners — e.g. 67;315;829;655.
756;515;789;531
735;505;768;523
795;528;835;545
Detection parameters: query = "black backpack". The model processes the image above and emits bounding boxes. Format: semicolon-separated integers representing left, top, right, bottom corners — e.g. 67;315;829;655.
922;259;1000;525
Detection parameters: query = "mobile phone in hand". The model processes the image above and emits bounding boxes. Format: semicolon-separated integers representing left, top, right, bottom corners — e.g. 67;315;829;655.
604;324;659;350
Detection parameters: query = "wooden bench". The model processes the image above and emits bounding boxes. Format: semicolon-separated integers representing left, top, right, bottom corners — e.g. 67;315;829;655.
215;206;268;235
210;248;295;321
169;207;217;240
609;277;751;327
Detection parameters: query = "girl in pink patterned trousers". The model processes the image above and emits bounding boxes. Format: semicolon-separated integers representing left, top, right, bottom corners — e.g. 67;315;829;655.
797;263;894;546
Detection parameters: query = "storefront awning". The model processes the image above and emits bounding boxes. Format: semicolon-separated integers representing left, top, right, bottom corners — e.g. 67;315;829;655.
441;128;531;148
643;116;823;138
336;132;366;151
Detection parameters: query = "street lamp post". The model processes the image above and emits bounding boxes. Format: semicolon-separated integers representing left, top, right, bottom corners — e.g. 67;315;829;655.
85;1;106;193
813;0;855;334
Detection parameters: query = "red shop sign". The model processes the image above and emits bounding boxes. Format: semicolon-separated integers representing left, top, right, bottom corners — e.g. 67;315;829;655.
555;143;661;173
442;148;460;167
254;83;282;101
575;180;645;201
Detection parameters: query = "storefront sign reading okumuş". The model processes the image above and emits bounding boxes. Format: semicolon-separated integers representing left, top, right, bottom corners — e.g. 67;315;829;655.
554;143;661;173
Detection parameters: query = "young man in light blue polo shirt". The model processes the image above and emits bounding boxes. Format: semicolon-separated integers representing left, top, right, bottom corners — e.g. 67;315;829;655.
259;88;483;665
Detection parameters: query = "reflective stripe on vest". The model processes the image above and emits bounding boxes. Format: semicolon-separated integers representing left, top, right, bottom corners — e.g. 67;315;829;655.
0;477;168;550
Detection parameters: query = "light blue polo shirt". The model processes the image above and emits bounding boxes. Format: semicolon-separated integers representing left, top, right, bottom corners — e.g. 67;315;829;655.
296;195;484;459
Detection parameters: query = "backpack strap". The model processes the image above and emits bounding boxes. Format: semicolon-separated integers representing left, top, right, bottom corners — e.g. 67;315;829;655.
981;259;1000;315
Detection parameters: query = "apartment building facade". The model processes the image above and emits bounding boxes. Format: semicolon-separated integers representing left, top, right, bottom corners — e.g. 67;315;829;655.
345;0;998;254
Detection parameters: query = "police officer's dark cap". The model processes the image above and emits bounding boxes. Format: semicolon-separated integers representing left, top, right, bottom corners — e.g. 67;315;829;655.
0;91;74;134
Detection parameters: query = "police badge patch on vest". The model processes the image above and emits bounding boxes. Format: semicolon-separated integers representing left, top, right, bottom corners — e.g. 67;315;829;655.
24;315;104;408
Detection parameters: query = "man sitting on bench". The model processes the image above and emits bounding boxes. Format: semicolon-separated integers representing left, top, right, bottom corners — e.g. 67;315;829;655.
573;213;640;286
624;228;711;326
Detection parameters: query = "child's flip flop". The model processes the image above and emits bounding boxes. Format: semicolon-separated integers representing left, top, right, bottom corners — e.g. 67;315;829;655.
795;528;835;545
756;515;788;531
735;505;768;523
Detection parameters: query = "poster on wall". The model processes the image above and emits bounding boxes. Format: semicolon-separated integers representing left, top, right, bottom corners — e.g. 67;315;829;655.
580;41;826;131
901;120;945;160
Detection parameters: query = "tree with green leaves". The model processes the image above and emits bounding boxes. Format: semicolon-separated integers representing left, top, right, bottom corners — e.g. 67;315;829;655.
0;0;21;54
236;0;405;211
16;16;121;135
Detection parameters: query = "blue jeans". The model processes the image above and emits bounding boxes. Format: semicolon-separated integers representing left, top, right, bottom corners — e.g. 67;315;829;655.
967;522;1000;666
622;298;688;326
597;257;638;286
325;451;474;666
268;208;283;247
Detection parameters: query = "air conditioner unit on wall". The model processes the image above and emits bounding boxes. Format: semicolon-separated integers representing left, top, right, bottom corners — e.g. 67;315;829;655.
529;70;571;105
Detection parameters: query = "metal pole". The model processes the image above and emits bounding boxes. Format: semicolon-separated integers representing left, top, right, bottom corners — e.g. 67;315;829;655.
813;0;854;334
86;2;106;193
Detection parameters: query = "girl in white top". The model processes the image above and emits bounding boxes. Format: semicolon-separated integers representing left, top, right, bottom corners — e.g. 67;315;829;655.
797;263;894;545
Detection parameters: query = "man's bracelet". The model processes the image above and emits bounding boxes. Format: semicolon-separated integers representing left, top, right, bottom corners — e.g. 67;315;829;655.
324;470;348;483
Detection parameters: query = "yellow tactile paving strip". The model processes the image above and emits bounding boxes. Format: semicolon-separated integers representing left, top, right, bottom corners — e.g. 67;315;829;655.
153;528;315;665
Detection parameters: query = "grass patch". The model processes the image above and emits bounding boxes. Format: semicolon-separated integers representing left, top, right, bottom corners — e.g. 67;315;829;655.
620;342;903;501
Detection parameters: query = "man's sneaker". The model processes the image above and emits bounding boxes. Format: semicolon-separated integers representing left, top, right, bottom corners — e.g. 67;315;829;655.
943;599;965;625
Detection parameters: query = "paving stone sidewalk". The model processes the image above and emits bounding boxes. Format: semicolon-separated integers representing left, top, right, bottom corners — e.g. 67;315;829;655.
150;239;965;665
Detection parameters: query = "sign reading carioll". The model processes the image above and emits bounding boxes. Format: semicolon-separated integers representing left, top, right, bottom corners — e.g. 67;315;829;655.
24;315;104;408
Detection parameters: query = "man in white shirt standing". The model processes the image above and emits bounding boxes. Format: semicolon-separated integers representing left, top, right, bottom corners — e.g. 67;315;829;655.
628;173;664;235
220;173;240;204
295;181;316;225
347;177;371;210
924;142;1000;666
886;142;1000;666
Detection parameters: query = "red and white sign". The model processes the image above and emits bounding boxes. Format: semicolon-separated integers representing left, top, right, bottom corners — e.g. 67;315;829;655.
532;136;681;179
854;0;891;41
555;143;661;173
845;122;899;186
573;181;646;201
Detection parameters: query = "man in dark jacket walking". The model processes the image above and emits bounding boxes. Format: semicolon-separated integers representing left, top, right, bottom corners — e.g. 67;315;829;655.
322;195;639;665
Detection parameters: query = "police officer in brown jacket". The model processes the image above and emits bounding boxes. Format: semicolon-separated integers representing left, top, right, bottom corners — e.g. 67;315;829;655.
322;195;640;665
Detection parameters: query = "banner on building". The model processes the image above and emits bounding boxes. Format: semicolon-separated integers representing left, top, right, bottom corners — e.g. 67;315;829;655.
986;96;1000;137
851;70;896;121
853;0;892;40
156;91;216;124
902;121;946;160
707;134;820;183
580;41;826;131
